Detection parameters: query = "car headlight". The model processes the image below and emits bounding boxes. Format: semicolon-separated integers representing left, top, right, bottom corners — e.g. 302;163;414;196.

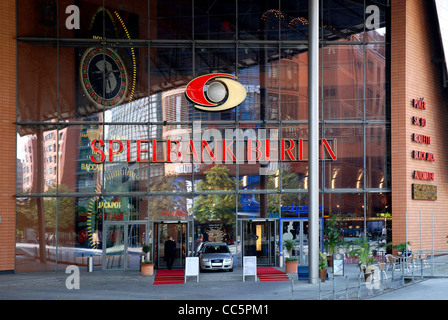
202;258;209;262
224;258;232;263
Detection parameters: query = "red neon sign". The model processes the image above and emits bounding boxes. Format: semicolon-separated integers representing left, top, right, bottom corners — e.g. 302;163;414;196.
412;98;426;110
89;138;337;163
412;133;431;145
412;150;435;162
412;116;426;127
413;171;435;181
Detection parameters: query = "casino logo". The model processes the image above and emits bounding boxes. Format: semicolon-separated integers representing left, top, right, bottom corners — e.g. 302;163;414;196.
185;74;247;112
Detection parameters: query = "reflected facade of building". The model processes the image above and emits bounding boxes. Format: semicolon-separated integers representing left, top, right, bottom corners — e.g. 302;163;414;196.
4;0;447;273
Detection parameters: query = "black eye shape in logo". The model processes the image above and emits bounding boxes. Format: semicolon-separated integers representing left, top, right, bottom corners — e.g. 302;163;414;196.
185;74;247;112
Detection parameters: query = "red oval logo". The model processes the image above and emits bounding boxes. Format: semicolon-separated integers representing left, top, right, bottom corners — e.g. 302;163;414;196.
185;74;247;112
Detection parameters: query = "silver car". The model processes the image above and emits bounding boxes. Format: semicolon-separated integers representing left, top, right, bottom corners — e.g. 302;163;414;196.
197;242;234;272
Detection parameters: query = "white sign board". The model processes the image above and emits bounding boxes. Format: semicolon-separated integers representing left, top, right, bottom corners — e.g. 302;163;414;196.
185;257;199;282
333;253;344;276
243;256;257;282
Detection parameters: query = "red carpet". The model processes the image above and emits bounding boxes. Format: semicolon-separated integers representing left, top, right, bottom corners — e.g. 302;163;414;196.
257;267;290;281
153;269;184;285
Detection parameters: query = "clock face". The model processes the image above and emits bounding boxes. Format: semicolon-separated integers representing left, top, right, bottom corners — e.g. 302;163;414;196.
80;47;128;108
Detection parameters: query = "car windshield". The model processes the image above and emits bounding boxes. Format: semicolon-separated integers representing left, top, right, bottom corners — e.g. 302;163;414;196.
204;245;230;254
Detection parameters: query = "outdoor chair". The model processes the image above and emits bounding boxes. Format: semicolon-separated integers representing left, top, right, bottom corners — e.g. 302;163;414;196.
420;253;430;269
402;254;415;273
385;254;400;271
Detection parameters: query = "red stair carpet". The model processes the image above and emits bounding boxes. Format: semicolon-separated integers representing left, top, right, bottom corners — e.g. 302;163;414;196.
256;267;290;281
153;269;184;285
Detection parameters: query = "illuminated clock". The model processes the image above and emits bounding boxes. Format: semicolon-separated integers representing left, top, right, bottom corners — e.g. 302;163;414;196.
80;47;128;108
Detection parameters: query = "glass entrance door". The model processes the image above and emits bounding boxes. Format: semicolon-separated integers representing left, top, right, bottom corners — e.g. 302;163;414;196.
242;220;276;266
103;221;150;270
126;223;150;269
104;224;125;269
280;218;322;267
155;222;187;269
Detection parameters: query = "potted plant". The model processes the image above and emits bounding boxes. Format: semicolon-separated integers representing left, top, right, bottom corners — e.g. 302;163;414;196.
319;252;328;282
349;236;376;281
385;241;411;256
140;244;154;276
324;215;344;268
283;240;298;273
141;260;154;276
394;242;411;256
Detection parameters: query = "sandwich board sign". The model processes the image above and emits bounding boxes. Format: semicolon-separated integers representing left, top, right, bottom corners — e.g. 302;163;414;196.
185;257;199;282
243;256;257;282
333;253;344;276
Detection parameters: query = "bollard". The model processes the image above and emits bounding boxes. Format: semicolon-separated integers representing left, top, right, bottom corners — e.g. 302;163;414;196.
140;255;145;271
88;256;93;272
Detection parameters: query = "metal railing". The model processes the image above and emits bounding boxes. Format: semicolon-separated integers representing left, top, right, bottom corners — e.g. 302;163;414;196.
316;268;421;300
290;251;448;300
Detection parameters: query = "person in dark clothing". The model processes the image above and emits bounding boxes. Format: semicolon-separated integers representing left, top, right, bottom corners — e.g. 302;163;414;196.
164;236;176;270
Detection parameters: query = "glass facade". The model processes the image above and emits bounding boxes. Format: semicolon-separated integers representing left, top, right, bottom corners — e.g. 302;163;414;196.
16;0;390;272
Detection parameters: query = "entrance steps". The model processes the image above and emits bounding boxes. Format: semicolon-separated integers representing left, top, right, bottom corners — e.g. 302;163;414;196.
193;267;294;282
257;267;290;281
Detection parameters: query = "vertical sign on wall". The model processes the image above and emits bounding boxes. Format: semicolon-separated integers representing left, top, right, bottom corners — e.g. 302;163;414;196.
411;98;437;200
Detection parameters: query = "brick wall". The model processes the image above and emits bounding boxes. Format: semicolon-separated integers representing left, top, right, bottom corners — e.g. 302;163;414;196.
0;0;16;272
391;0;448;251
